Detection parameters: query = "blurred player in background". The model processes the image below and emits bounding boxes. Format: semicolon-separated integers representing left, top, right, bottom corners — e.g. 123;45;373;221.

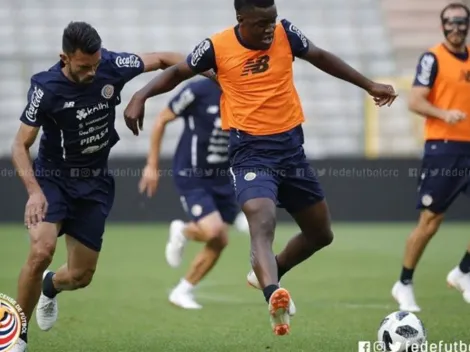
10;21;188;352
139;78;245;309
124;0;397;335
392;2;470;312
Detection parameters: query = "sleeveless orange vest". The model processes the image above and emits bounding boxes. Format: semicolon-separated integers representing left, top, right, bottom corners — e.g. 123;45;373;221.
425;44;470;141
210;24;305;135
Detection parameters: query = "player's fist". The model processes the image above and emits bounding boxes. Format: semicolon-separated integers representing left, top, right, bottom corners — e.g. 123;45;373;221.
441;110;466;124
367;82;398;107
139;165;160;198
25;191;48;229
124;94;146;136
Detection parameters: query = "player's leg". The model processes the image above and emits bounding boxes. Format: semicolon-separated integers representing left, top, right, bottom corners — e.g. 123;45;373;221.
166;191;223;268
230;168;293;335
12;175;66;350
168;189;229;309
14;222;60;347
392;155;468;311
271;162;332;278
36;181;114;331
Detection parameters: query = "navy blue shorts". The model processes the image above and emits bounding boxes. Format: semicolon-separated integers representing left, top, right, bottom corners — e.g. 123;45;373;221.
174;176;239;224
417;154;470;214
35;163;115;252
228;126;324;214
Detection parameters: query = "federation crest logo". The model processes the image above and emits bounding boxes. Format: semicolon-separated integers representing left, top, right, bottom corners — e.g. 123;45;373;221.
101;84;114;100
0;293;27;352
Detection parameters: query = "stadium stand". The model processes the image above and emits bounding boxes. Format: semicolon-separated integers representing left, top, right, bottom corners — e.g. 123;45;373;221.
0;0;411;159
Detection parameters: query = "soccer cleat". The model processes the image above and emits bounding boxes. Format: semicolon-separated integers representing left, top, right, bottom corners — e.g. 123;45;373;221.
9;339;28;352
446;266;470;303
165;220;187;268
36;270;59;331
169;289;202;310
269;288;291;336
391;281;421;312
246;270;296;316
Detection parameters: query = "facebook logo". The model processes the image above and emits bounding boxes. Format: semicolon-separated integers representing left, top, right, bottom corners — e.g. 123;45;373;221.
358;341;371;352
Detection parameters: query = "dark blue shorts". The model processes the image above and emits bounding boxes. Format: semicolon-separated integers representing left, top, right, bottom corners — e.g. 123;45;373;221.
417;154;470;214
228;126;324;214
174;176;239;224
35;163;115;252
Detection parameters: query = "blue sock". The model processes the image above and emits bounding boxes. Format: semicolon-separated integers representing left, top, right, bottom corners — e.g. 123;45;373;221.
42;272;59;299
263;284;279;303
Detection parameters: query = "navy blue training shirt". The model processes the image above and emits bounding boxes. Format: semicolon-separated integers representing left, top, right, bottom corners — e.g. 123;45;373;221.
169;79;228;178
20;48;144;170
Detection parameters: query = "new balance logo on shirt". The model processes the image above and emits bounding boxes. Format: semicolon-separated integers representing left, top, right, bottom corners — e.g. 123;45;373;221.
241;55;270;76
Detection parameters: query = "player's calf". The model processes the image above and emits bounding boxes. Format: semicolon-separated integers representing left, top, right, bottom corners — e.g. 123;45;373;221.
275;201;334;281
243;198;279;301
16;223;59;342
169;216;229;309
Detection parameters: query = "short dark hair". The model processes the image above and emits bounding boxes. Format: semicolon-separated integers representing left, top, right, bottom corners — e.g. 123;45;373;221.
234;0;274;12
440;2;470;20
62;21;102;55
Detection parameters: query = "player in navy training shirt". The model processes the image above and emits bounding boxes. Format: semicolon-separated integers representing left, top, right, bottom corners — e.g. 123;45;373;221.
139;78;245;309
10;22;190;352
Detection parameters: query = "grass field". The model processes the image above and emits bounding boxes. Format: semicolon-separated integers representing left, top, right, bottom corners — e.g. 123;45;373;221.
1;222;470;352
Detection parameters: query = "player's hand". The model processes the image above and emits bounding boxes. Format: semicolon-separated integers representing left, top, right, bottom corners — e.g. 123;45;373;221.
139;165;160;198
441;110;466;124
25;191;48;229
124;94;145;136
367;82;398;107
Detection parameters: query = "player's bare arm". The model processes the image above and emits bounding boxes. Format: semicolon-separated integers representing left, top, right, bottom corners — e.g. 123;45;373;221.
138;52;186;72
410;51;466;124
11;123;48;228
301;40;397;107
124;61;195;136
140;107;177;197
409;86;465;124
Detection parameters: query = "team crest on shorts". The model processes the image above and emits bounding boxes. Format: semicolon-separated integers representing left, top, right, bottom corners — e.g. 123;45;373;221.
101;85;114;100
244;172;256;181
191;204;203;217
421;194;433;207
0;293;27;351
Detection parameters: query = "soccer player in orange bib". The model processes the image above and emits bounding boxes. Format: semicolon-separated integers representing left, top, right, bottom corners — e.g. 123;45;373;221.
392;2;470;312
124;0;397;335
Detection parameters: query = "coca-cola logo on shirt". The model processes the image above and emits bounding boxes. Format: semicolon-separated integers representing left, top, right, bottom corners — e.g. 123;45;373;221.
115;55;141;68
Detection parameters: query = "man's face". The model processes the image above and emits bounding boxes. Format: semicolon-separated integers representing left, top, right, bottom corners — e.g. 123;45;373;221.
442;7;469;47
238;5;278;50
60;49;101;84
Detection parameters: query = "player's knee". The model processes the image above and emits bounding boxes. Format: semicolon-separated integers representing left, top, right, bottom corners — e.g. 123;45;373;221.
318;228;334;248
243;199;276;238
302;226;334;249
206;226;229;251
28;241;55;274
69;268;95;289
417;211;444;238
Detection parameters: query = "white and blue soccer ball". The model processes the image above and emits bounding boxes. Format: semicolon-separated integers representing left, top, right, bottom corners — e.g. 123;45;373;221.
377;311;427;351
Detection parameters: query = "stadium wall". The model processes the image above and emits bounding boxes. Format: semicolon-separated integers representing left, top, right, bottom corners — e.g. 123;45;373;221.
0;158;468;223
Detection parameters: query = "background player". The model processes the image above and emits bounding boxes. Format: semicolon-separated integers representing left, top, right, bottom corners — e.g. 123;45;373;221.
139;78;242;309
392;2;470;312
10;21;189;352
124;0;397;335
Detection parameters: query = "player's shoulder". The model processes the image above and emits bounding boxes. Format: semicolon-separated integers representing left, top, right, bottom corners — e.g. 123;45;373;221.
100;48;140;68
209;26;238;47
279;19;303;34
416;51;438;68
29;63;64;96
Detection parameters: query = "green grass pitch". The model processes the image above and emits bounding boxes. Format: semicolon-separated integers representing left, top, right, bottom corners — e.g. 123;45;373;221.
1;222;469;351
